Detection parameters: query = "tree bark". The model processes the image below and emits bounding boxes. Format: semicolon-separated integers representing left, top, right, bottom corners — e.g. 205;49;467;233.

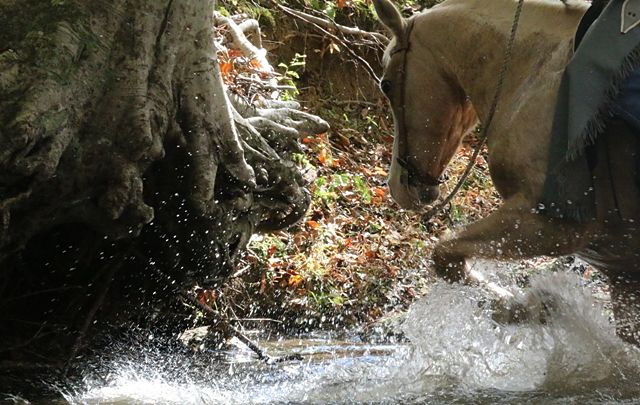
0;0;327;364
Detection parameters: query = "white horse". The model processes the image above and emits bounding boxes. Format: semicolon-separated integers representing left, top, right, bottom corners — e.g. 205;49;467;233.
374;0;640;344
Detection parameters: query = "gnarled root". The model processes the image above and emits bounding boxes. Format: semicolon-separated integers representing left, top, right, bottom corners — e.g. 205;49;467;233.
0;0;329;365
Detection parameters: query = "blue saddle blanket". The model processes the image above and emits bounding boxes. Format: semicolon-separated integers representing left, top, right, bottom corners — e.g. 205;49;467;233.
614;70;640;131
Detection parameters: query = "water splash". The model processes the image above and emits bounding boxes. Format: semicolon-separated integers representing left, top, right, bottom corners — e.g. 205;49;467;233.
404;272;640;395
63;272;640;404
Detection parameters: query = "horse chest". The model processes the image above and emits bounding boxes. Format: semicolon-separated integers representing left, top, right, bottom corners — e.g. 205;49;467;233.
486;134;542;200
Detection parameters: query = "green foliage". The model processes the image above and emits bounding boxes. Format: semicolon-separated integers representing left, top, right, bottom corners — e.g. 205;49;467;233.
278;53;306;100
449;203;465;223
217;0;276;27
353;175;372;204
312;176;339;205
217;6;231;17
313;173;372;207
251;235;288;260
292;152;312;168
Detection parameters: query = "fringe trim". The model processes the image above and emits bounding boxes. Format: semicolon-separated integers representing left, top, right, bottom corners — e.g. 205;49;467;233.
567;41;640;160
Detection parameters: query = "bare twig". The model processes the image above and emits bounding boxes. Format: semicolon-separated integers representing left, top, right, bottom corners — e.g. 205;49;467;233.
65;257;123;369
5;285;82;302
268;1;382;83
180;291;302;364
236;74;296;90
229;317;283;323
277;5;388;45
325;99;380;107
132;246;302;364
0;324;52;353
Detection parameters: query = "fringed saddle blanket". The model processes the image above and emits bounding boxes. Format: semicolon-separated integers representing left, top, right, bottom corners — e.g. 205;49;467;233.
541;0;640;221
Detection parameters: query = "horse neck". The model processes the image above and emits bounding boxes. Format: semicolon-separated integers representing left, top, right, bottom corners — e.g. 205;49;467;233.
414;0;580;124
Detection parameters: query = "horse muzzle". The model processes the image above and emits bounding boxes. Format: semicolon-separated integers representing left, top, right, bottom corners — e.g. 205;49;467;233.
388;158;442;208
387;180;440;210
416;184;440;205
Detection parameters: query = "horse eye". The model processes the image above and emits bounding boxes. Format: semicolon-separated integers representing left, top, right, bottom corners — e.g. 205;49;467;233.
380;80;393;95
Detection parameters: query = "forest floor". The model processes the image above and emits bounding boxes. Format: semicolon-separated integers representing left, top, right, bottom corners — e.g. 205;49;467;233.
220;95;503;332
211;0;601;336
210;0;501;333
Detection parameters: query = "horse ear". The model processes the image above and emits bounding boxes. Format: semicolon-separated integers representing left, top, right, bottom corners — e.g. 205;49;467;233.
372;0;405;39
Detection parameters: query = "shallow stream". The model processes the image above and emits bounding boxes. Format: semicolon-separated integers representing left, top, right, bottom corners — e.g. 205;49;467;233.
22;271;640;404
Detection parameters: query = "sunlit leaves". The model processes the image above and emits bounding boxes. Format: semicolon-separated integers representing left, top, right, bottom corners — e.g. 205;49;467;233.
214;0;500;331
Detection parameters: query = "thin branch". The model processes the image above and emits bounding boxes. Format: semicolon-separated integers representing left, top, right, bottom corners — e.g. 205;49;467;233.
268;1;382;83
134;247;302;365
65;257;122;368
278;5;388;45
229;317;283;323
236;74;296;90
180;291;302;364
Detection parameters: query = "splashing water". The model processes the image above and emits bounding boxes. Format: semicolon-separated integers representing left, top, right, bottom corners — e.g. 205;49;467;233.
62;272;640;404
404;272;640;394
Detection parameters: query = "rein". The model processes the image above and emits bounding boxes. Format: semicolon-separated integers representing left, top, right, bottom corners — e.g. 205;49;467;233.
395;0;526;219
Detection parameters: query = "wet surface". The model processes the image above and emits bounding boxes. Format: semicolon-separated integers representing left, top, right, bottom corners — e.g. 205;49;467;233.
10;268;640;404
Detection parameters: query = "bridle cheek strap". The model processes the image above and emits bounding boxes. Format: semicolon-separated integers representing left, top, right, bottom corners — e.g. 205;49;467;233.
393;19;443;189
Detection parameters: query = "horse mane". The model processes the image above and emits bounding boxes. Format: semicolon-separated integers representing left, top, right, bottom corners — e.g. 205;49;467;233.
382;0;587;60
412;0;586;35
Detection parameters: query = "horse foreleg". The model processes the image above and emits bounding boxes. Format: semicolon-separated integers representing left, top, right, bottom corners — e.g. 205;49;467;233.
432;196;593;285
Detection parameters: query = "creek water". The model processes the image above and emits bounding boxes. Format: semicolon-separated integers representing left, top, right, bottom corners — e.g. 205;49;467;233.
38;271;640;404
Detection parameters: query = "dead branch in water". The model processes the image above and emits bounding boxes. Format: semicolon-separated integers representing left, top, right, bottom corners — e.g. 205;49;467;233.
65;257;123;368
180;291;303;363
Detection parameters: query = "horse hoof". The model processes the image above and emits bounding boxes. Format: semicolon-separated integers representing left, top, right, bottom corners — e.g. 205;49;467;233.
432;250;466;282
433;264;466;283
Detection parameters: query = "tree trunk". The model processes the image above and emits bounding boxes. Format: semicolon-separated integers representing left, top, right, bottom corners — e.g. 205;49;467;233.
0;0;327;365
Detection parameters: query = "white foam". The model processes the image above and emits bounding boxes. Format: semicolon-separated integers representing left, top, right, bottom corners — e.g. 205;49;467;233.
403;272;640;393
63;272;640;404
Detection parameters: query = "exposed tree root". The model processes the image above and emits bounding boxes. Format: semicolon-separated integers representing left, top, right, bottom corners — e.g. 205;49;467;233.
0;0;328;367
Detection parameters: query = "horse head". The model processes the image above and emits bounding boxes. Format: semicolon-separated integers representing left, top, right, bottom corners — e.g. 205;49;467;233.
373;0;478;210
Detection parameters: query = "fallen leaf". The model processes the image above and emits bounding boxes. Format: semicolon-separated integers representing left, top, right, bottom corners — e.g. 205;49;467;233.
249;58;262;69
288;274;303;288
306;220;321;230
373;167;388;176
220;61;233;75
372;187;387;197
196;289;218;306
318;148;327;165
267;244;278;257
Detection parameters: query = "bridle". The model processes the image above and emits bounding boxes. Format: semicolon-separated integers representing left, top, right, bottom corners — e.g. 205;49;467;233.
391;18;445;189
387;0;525;218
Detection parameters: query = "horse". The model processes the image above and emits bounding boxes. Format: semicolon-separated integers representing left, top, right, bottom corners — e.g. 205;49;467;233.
373;0;640;345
